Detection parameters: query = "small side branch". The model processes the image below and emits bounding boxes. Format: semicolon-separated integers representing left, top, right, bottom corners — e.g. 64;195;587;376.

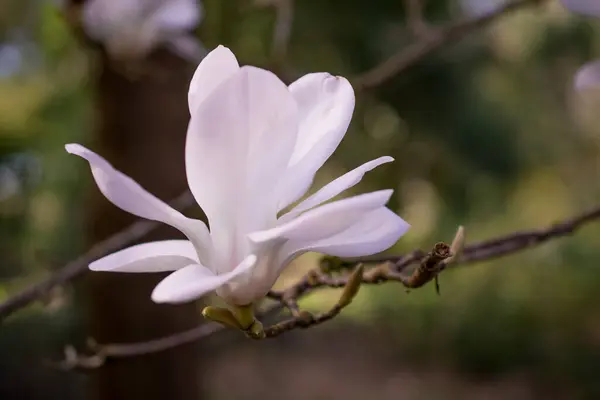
49;206;600;369
0;192;196;321
354;0;546;90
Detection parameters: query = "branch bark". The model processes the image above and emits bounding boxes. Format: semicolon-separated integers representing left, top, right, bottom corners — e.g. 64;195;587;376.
0;192;195;322
49;205;600;369
354;0;544;90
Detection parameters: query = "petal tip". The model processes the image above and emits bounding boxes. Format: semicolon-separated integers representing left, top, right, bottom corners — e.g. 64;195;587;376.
88;263;101;271
65;143;83;155
150;292;168;304
325;74;354;93
210;44;235;59
380;189;394;202
398;218;411;234
150;284;172;304
88;259;113;272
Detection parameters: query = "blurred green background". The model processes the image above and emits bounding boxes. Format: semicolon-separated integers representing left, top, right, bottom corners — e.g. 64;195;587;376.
1;0;600;399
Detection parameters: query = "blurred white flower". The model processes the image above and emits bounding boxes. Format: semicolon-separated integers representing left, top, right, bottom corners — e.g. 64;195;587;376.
561;0;600;16
81;0;205;62
460;0;507;18
66;45;409;306
561;0;600;90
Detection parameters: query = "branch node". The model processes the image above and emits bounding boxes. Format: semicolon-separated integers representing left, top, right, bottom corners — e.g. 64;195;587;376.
306;269;321;285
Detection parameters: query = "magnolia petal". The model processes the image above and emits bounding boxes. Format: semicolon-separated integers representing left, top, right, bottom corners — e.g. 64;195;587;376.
274;207;409;273
287;74;355;165
65;144;212;262
561;0;600;16
249;189;393;245
286;207;409;258
188;45;239;113
90;240;199;272
151;254;257;304
574;60;600;91
186;66;298;263
278;73;355;210
310;207;409;257
66;143;185;222
280;156;394;223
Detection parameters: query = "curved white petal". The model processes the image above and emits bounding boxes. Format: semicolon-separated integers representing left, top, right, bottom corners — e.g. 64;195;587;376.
278;208;409;266
288;74;355;165
65;143;212;262
280;156;394;223
574;60;600;91
186;66;299;266
561;0;600;16
308;207;409;257
90;240;199;272
249;189;393;245
188;45;239;113
151;254;257;304
66;143;185;222
277;73;355;210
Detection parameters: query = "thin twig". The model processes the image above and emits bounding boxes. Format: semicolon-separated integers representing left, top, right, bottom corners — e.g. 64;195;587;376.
49;304;285;370
355;0;545;90
0;191;196;321
51;205;600;369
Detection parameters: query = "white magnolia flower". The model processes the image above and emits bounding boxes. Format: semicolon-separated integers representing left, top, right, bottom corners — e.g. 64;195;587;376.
66;45;409;307
561;0;600;90
81;0;205;62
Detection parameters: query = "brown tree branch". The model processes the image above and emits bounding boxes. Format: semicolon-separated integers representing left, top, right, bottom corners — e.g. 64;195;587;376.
0;191;196;321
50;205;600;369
354;0;545;90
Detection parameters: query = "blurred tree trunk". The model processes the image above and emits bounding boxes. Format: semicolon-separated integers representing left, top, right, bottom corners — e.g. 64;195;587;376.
84;50;203;400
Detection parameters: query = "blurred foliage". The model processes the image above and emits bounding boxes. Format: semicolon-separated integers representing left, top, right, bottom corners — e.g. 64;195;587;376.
1;0;600;399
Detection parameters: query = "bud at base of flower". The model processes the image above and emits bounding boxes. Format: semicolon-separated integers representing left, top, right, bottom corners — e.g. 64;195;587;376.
201;306;242;330
201;303;266;339
231;304;265;340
